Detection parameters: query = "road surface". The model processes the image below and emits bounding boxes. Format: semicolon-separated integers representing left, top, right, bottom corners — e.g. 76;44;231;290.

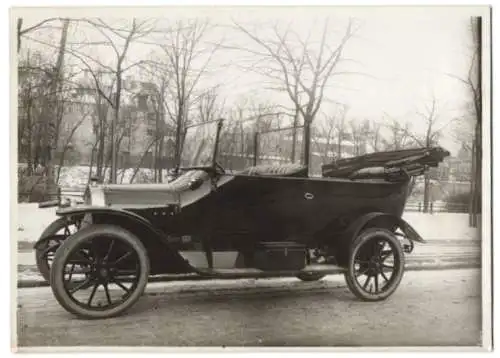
15;268;483;348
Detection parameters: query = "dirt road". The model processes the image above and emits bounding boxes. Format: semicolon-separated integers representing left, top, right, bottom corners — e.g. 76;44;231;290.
15;268;483;348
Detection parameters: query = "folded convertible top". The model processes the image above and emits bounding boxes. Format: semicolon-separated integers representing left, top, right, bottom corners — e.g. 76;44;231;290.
321;146;450;181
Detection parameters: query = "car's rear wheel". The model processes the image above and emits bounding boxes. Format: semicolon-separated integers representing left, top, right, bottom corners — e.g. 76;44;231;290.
50;224;150;319
344;228;405;301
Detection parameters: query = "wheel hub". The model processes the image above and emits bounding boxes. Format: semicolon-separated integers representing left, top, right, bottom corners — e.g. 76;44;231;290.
89;260;113;282
365;257;382;275
99;267;109;279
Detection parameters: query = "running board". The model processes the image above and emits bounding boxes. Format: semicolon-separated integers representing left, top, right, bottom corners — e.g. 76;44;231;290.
194;264;346;278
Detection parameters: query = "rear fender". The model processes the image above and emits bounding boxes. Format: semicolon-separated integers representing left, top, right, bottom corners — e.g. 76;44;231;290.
333;212;425;267
54;206;194;274
348;212;426;244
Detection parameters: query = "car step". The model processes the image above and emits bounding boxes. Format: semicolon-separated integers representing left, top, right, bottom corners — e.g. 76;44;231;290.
194;264;345;278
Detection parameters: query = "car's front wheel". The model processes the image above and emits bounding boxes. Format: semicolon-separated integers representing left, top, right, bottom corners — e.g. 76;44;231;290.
50;224;150;319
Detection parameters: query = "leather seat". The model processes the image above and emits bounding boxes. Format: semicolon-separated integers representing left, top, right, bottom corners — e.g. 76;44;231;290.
164;170;210;192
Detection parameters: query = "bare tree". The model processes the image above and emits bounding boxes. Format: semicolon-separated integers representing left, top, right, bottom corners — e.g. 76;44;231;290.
17;18;77;181
447;17;482;227
17;17;60;53
35;18;70;182
451;110;475;151
366;119;383;152
55;102;92;183
402;97;452;213
349;118;369;156
197;87;225;124
129;137;160;184
79;19;156;183
152;19;221;169
311;118;336;168
219;97;284;170
23;18;157;183
311;106;349;166
18;52;52;175
134;67;172;183
233;18;358;168
381;114;416;151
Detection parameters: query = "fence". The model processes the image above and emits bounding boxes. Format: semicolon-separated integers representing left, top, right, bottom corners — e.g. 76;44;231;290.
404;200;468;213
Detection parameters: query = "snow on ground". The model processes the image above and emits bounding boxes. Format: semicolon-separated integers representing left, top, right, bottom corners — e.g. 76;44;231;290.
16;204;59;243
15;203;480;243
56;166;170;187
402;212;479;241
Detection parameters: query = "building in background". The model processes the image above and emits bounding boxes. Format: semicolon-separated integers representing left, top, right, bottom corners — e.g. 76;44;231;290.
54;78;178;170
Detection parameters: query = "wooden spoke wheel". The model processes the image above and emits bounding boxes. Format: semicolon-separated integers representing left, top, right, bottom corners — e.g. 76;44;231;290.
35;217;83;283
344;228;405;301
296;272;326;282
50;224;150;319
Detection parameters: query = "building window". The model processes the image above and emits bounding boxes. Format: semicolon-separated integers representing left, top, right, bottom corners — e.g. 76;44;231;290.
146;128;154;136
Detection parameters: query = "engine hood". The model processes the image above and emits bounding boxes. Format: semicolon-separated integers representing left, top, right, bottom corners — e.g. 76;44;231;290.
84;170;234;210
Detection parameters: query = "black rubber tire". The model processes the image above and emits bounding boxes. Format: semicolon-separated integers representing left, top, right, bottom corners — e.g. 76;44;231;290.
344;228;405;302
50;224;150;319
296;272;326;282
35;217;71;283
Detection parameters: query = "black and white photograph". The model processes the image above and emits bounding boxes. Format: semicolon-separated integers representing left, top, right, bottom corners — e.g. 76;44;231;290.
11;4;492;351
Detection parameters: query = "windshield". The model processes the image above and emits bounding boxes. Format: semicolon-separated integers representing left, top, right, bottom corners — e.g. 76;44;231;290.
256;126;304;166
179;120;220;168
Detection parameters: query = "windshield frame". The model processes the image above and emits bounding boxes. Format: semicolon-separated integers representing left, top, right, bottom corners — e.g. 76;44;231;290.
177;118;224;172
253;124;306;167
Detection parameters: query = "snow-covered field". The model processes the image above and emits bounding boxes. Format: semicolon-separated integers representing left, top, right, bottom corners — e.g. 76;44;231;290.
55;165;170;187
15;203;480;243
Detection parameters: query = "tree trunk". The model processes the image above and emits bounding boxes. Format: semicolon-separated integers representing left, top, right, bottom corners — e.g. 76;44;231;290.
111;93;120;184
468;142;476;227
157;136;164;183
87;142;98;186
17;18;23;53
96;134;104;179
423;173;430;213
56;148;67;184
130;139;158;183
174;103;184;169
291;106;300;163
45;18;70;182
337;132;343;158
303;116;312;168
105;138;114;183
96;107;106;179
26;99;33;176
154;108;160;183
470;16;482;228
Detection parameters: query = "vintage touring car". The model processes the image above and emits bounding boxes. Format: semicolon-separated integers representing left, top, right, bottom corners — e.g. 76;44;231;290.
34;118;449;319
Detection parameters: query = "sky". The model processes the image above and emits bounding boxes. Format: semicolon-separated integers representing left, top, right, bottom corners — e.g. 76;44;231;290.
16;6;489;156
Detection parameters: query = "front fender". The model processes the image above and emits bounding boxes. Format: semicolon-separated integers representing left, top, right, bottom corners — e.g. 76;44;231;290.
33;217;74;250
56;205;155;228
54;206;194;274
